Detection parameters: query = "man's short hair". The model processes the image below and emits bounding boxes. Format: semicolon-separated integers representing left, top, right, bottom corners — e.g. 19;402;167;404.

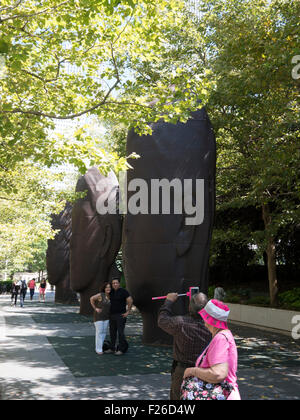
189;293;208;319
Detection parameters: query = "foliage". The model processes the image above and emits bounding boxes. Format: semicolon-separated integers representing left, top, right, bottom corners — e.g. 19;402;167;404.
0;0;202;174
0;161;76;275
225;294;240;304
245;296;271;307
181;0;300;305
209;240;257;267
276;226;300;268
207;0;300;245
0;280;13;293
278;288;300;310
0;0;204;275
224;287;300;310
102;120;128;158
208;285;215;299
225;288;252;301
224;290;271;306
25;239;48;273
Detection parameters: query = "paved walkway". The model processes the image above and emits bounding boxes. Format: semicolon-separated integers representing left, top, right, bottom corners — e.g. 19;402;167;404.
0;291;299;400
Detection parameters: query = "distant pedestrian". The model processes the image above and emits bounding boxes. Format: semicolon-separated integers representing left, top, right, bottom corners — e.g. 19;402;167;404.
182;299;241;400
214;284;226;301
39;278;47;302
28;278;36;301
20;279;28;307
90;282;112;355
11;281;19;306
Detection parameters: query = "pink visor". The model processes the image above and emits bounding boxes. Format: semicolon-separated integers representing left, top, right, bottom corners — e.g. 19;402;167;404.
199;299;230;330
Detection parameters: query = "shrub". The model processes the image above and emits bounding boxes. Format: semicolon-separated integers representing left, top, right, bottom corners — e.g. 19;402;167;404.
0;281;13;293
208;286;215;299
225;294;241;304
246;296;270;306
278;288;300;310
224;288;252;303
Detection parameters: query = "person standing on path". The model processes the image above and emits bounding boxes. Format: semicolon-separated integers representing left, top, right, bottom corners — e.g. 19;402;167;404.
158;292;212;400
28;278;36;301
183;299;241;400
90;282;112;355
11;281;19;306
107;278;133;355
39;278;47;302
214;284;226;301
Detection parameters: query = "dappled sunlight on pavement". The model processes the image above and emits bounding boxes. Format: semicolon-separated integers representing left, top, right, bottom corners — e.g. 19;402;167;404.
0;293;299;400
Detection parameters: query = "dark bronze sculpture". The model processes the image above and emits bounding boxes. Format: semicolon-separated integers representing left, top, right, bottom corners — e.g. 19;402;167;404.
123;107;216;345
47;202;78;305
70;167;122;315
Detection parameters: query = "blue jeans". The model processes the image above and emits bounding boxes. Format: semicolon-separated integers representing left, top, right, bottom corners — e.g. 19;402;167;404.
20;290;26;307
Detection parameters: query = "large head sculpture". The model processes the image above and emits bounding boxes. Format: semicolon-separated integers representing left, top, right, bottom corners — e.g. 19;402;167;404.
47;202;78;304
122;107;216;345
70;167;122;315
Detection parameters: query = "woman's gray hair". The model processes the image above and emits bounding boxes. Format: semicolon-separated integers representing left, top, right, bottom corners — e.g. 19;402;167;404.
189;293;208;319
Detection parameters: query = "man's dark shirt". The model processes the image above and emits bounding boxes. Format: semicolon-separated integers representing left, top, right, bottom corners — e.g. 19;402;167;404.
158;300;212;365
110;287;130;315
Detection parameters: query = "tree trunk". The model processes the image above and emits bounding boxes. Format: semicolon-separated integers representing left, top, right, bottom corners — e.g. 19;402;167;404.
262;203;278;307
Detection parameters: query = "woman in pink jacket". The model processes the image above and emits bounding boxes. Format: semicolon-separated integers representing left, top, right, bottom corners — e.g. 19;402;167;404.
183;299;241;400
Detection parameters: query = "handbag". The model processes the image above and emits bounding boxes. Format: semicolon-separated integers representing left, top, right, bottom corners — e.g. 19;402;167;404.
180;334;234;401
180;376;233;400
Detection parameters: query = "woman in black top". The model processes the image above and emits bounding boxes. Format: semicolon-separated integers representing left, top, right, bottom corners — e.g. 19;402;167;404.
90;282;111;355
39;279;47;302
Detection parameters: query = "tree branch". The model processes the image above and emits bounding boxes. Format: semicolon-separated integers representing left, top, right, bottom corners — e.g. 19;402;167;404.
6;22;49;40
0;1;70;23
21;56;66;84
0;196;27;203
110;42;121;84
0;0;23;13
0;79;120;120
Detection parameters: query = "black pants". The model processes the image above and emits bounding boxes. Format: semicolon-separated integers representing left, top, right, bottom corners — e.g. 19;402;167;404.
109;314;128;353
11;291;18;305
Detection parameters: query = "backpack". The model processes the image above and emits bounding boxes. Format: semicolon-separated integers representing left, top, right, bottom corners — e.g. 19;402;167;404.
21;280;27;290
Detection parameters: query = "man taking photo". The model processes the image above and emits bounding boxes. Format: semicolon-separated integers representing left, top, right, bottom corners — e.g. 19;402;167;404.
158;292;211;400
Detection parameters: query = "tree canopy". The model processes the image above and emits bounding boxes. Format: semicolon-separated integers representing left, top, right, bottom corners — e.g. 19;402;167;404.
0;0;299;305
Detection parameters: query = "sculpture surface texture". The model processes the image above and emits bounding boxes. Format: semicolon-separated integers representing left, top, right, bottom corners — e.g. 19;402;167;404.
70;167;122;315
123;107;216;345
47;202;78;304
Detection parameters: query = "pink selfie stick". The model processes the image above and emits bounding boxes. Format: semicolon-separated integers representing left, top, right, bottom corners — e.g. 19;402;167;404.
152;287;199;301
152;293;187;300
